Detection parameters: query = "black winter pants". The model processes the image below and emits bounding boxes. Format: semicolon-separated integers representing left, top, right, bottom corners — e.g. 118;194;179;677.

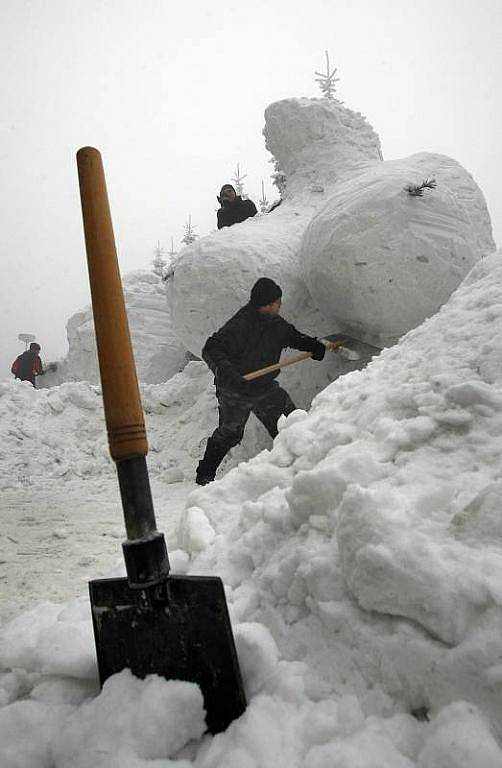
197;385;296;479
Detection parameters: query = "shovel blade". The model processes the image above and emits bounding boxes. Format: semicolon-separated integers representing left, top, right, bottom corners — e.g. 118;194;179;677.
89;574;246;734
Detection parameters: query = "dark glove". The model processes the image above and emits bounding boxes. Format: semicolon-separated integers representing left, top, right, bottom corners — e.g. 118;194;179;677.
215;363;247;392
309;339;326;361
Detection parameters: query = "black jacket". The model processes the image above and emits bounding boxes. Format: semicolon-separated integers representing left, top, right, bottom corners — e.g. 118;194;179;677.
217;197;257;229
202;304;325;395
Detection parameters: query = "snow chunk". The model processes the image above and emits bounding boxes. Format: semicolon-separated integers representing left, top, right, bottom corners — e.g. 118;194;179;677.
180;506;216;553
234;622;280;696
417;701;502;767
0;600;96;680
52;669;205;765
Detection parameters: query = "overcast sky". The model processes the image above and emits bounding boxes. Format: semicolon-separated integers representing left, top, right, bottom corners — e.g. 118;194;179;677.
1;0;501;368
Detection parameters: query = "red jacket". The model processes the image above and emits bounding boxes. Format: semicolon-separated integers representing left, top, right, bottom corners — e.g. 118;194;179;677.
11;350;43;387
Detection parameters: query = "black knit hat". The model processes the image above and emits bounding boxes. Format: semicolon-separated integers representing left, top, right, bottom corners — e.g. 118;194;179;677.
219;184;236;197
250;277;282;307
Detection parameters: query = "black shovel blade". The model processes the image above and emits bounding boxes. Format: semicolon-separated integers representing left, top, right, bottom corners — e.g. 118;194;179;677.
89;574;246;734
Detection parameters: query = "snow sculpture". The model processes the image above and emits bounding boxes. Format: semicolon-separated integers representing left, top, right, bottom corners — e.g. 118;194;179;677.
170;97;382;357
171;93;494;365
45;270;187;385
301;153;495;347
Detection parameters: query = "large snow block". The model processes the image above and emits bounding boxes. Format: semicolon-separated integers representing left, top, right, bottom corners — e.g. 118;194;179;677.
301;153;495;347
169;210;327;357
263;97;382;196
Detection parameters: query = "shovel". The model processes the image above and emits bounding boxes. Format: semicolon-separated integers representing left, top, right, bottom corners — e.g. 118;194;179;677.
77;146;246;734
243;334;380;381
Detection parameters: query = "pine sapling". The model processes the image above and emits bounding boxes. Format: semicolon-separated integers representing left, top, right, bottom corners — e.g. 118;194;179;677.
182;215;198;245
232;163;248;197
314;51;340;101
259;180;269;213
405;178;437;197
152;241;167;276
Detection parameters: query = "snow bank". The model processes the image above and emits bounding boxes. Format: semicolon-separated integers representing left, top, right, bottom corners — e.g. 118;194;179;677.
2;255;502;765
178;252;502;738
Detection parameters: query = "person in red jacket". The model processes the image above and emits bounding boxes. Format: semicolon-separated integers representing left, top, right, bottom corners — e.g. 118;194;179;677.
11;342;45;387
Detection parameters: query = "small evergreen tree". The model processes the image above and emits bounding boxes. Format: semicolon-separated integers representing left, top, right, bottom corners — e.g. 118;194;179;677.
232;163;247;197
167;236;177;262
259;180;269;213
314;51;340;101
152;241;167;276
182;215;198;245
405;178;437;197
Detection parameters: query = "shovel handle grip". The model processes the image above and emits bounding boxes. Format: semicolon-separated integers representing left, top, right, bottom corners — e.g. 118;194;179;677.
77;147;148;462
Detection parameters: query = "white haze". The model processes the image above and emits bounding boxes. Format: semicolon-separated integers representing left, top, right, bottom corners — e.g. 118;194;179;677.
1;0;501;369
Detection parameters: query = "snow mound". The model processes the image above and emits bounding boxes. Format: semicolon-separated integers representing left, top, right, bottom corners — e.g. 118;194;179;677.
301;153;495;347
178;252;502;735
44;270;187;386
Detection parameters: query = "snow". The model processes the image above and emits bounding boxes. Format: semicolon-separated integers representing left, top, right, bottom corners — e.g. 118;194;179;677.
170;98;382;357
2;93;502;766
302;153;495;347
42;270;187;386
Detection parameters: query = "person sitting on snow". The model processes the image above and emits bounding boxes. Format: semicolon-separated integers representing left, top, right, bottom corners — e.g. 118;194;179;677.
196;277;327;485
217;184;257;230
11;342;46;388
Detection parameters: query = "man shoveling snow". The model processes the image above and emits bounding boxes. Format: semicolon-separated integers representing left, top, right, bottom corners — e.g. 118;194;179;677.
196;277;327;485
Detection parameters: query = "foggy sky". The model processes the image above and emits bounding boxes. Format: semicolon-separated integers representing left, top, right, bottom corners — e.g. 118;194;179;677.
1;0;501;370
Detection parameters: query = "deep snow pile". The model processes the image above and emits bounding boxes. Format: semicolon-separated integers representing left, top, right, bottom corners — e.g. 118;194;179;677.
2;253;502;766
0;368;267;490
43;270;187;386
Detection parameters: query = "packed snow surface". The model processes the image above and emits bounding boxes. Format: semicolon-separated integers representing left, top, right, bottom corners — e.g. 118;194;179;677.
2;252;502;766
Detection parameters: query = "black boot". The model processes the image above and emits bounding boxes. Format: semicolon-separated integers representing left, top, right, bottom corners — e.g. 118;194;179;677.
195;439;231;485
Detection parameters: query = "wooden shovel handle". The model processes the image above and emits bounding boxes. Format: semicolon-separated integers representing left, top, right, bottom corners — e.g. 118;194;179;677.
243;340;343;381
77;147;148;462
243;352;313;381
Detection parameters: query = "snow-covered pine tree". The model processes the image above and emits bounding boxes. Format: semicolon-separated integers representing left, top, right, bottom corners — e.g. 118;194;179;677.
152;241;167;276
182;215;198;245
259;180;269;213
232;163;247;197
314;51;340;101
